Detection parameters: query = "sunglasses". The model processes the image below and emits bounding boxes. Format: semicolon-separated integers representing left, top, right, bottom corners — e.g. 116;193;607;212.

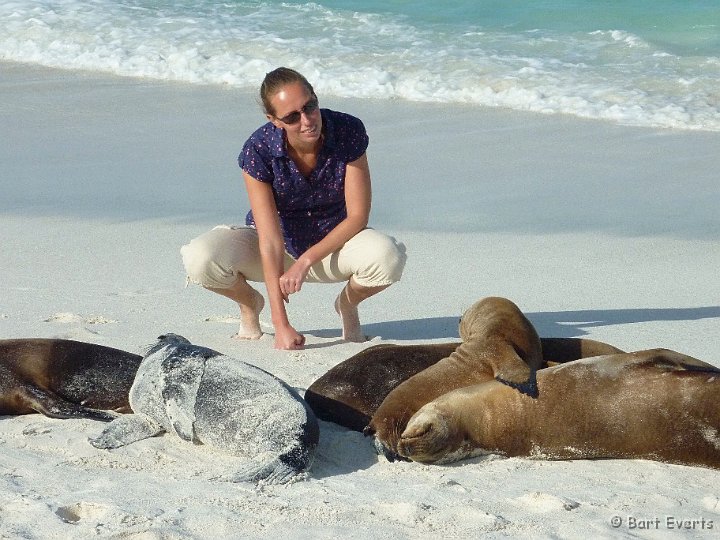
276;97;319;125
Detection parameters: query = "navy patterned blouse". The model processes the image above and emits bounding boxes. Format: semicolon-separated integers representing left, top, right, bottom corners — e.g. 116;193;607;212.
239;109;369;259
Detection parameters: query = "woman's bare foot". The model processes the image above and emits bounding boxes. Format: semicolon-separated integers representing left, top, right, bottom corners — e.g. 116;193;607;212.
232;289;265;340
334;286;366;342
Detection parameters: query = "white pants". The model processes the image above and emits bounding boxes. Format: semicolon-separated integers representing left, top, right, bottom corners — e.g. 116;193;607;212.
181;226;406;289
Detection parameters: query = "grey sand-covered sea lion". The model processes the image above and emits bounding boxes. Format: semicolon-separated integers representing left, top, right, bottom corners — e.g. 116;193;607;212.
90;334;319;484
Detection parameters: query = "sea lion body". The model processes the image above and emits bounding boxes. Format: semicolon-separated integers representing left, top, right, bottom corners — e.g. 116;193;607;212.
306;342;459;432
366;297;544;455
398;349;720;469
305;337;623;433
0;338;142;421
91;334;319;485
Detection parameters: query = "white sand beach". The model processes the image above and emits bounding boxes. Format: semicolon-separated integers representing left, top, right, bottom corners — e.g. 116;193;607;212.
1;62;719;539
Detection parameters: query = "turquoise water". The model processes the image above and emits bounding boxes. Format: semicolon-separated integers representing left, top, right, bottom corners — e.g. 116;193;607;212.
321;0;719;55
1;0;718;129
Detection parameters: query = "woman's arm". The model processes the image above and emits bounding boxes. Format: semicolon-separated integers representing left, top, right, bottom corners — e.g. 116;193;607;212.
243;171;306;350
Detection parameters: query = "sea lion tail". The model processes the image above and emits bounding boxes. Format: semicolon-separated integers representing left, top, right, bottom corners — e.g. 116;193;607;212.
233;455;306;485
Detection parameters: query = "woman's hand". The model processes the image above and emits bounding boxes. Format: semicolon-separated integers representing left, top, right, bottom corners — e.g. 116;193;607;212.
274;323;306;350
279;258;312;299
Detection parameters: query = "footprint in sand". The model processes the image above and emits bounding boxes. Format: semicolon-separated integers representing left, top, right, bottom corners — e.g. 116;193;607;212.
702;495;720;513
108;289;172;298
55;501;159;531
203;314;273;332
21;423;52;436
55;502;111;523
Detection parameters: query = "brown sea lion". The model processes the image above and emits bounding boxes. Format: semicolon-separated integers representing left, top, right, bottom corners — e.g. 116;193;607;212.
306;342;459;432
364;297;545;457
305;336;624;433
0;338;142;421
397;348;720;469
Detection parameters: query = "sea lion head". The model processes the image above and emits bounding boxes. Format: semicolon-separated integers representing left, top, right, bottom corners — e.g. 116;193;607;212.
459;297;511;342
363;422;409;462
458;299;486;342
144;333;192;356
459;296;530;344
396;402;464;463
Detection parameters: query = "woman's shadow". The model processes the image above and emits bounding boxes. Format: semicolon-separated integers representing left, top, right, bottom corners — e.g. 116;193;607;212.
309;306;720;341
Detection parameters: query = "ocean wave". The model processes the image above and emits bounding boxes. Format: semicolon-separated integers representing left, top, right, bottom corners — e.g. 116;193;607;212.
1;0;719;131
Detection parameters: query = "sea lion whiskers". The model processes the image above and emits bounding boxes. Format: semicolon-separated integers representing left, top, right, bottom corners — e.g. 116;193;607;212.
363;418;407;462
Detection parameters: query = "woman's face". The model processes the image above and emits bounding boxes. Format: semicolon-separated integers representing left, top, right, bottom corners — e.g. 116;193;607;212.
268;81;322;149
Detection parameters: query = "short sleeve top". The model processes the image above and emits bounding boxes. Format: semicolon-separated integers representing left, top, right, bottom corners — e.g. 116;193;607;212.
239;109;369;258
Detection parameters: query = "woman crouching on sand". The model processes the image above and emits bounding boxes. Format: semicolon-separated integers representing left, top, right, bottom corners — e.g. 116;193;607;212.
181;67;406;350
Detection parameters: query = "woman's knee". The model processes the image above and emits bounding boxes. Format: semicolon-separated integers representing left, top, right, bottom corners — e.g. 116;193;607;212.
181;238;230;289
352;232;407;287
180;227;259;289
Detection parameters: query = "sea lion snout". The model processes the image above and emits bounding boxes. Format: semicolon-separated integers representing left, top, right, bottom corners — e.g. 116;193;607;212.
363;422;405;461
398;407;454;463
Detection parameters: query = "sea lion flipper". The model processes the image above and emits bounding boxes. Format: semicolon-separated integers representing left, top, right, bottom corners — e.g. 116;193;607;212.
159;354;206;443
539;337;625;365
494;362;539;398
19;386;119;422
645;349;720;372
232;454;302;485
89;413;164;449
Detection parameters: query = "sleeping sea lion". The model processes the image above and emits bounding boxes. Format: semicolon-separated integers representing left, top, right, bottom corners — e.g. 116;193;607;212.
397;348;720;470
365;297;544;458
90;334;319;485
305;336;624;433
0;338;142;421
